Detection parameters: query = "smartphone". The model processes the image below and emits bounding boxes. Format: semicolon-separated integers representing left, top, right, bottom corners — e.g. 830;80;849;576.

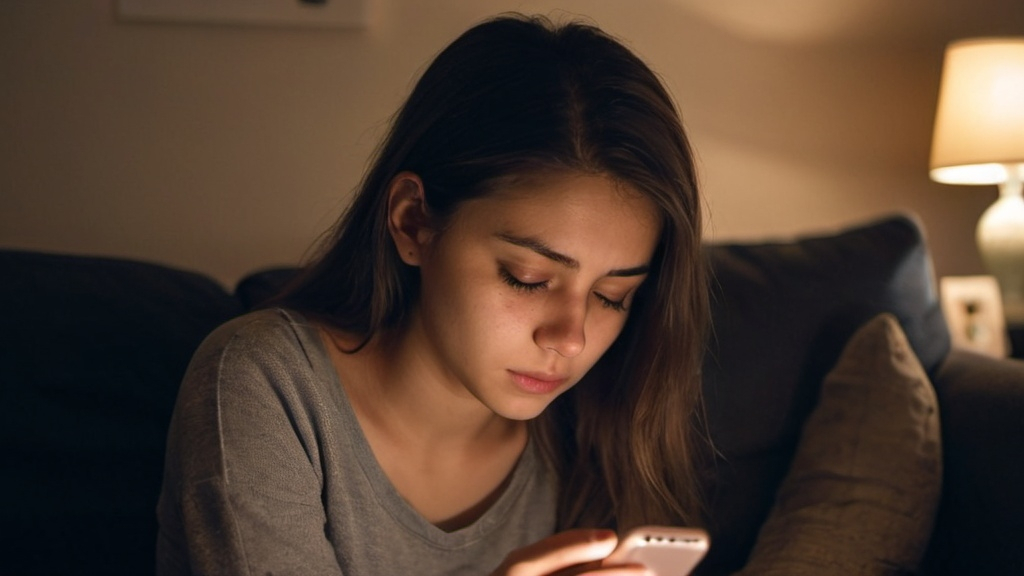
604;525;710;576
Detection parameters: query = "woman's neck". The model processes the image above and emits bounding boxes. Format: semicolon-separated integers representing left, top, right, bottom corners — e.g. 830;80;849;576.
319;321;528;530
326;322;523;448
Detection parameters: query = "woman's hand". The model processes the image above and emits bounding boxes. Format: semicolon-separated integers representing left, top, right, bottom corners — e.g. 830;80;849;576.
491;529;651;576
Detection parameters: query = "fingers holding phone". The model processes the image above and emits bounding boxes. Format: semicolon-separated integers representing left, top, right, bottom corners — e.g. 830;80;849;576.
491;526;708;576
491;529;648;576
602;526;709;576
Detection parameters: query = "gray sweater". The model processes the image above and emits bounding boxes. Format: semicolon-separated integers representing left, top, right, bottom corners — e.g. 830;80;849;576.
156;308;557;575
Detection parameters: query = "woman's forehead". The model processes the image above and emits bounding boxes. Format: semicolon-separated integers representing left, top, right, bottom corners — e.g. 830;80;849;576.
450;174;661;260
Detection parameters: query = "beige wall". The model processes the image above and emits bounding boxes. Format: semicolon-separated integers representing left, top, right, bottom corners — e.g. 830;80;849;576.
2;0;1023;287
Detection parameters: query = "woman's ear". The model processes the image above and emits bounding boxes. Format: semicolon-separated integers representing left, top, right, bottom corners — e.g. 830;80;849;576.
386;172;433;266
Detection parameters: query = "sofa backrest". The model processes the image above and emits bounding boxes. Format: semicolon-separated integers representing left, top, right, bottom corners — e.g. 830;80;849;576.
0;250;244;576
698;213;950;573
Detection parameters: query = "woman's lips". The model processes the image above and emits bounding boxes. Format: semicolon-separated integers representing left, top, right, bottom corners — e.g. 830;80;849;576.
508;370;568;395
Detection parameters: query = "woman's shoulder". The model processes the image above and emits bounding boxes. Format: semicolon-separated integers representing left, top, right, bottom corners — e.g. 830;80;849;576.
189;307;327;375
205;306;314;344
175;308;343;422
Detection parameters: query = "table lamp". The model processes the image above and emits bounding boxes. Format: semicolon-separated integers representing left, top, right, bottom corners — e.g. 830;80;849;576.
930;38;1024;324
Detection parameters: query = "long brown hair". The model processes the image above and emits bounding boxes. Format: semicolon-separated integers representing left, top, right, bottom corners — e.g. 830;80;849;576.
279;13;708;531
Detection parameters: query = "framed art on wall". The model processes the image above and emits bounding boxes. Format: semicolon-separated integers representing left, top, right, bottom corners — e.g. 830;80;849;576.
940;275;1008;358
116;0;369;28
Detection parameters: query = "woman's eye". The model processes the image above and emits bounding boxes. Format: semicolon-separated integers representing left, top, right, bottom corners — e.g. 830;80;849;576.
500;268;549;293
595;292;628;312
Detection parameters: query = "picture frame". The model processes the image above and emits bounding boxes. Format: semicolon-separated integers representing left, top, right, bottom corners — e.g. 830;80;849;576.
940;275;1008;358
116;0;369;29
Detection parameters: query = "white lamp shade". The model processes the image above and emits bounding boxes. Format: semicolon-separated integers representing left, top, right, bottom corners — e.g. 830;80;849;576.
930;38;1024;185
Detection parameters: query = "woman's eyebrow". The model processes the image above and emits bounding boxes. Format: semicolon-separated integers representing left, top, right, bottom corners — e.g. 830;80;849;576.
496;232;579;269
607;264;650;278
495;232;650;277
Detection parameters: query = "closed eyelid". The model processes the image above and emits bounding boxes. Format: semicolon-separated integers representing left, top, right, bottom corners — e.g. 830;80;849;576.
597;274;646;294
499;261;548;282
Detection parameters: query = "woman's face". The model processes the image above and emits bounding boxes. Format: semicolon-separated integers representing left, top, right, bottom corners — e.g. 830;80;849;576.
408;173;661;421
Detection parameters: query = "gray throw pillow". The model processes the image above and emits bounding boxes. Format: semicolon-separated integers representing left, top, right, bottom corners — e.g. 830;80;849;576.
734;313;942;575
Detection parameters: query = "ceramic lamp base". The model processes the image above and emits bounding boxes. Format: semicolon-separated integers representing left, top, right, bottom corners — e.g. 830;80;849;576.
977;176;1024;324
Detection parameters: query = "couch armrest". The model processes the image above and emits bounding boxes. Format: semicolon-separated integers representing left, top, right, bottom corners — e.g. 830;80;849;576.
924;349;1024;575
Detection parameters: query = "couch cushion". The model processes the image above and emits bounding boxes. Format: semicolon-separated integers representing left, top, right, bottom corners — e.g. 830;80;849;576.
734;314;942;575
697;214;950;574
0;250;244;576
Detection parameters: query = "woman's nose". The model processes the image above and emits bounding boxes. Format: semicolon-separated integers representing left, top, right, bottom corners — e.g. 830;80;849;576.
533;294;586;357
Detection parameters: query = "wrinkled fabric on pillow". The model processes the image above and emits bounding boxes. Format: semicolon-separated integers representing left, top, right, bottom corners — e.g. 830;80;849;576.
734;313;942;575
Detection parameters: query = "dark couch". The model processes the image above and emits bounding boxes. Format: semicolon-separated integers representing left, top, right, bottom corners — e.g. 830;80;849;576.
2;214;1021;575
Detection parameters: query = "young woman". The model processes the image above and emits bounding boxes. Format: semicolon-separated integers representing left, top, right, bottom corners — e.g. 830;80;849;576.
157;13;708;576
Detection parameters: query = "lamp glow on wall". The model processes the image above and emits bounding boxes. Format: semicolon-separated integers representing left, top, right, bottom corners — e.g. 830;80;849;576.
930;38;1024;324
